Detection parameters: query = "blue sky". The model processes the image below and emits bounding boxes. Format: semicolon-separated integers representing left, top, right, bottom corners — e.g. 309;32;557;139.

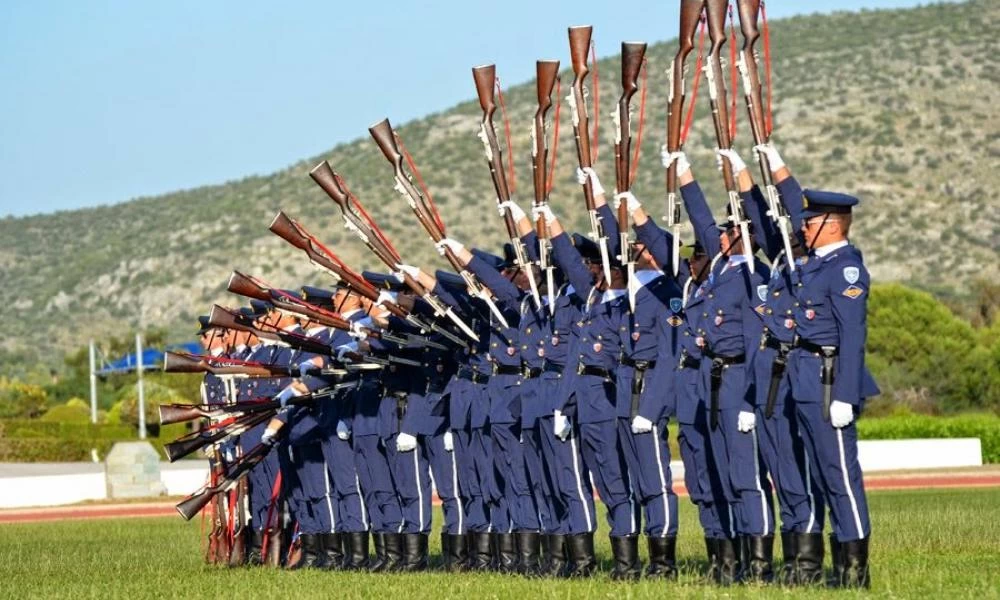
0;0;954;217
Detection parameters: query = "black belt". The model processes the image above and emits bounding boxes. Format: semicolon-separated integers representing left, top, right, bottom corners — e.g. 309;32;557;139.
457;367;490;385
679;353;701;370
492;364;522;376
522;365;543;379
704;350;745;430
543;360;564;375
621;357;656;371
385;389;408;422
796;338;839;421
761;330;794;354
576;363;612;380
761;332;794;419
426;380;448;395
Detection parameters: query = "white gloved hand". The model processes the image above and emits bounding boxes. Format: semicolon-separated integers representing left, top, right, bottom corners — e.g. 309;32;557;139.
394;263;421;281
498;200;527;222
298;362;314;379
435;238;464;257
275;385;302;408
716;148;748;177
737;410;757;433
614;191;642;215
575;167;605;196
336;342;359;363
376;290;399;307
660;148;691;177
261;424;281;446
349;320;370;340
443;431;455;452
532;204;557;225
630;415;654;434
753;143;786;173
336;419;352;441
830;401;855;429
553;409;572;441
396;432;418;452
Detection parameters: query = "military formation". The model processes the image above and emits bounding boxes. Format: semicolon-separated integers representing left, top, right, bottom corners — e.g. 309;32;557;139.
167;2;877;591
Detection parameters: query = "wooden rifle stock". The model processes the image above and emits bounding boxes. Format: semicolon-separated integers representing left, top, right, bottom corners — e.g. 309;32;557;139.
568;25;595;176
208;305;333;357
163;351;207;374
472;64;497;117
532;60;560;212
615;41;647;312
164;410;272;462
176;442;273;520
268;211;312;252
736;0;770;170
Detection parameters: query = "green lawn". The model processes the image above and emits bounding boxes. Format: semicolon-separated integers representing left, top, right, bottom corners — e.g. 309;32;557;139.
1;488;999;599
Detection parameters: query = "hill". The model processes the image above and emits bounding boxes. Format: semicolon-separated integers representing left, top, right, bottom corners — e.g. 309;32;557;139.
1;0;997;377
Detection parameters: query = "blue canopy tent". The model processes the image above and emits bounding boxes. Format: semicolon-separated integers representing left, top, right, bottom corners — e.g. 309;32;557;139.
95;342;201;375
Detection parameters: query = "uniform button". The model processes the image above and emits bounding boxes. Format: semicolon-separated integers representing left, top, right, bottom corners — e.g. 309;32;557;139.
708;293;714;299
766;309;773;315
773;291;780;297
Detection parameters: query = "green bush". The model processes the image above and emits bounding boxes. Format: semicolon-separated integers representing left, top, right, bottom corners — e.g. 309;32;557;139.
859;412;1000;463
39;398;92;423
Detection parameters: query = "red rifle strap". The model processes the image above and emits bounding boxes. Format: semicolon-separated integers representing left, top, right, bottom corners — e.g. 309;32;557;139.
761;0;774;136
495;77;516;196
589;41;600;164
629;58;649;187
681;17;708;146
546;77;563;196
728;2;739;141
395;132;446;235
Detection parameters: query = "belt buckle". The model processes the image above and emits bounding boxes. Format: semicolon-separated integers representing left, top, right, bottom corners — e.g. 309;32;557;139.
576;363;585;376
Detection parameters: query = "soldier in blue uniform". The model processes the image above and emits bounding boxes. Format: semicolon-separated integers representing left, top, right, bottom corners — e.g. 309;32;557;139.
661;149;775;584
787;184;878;589
532;198;638;580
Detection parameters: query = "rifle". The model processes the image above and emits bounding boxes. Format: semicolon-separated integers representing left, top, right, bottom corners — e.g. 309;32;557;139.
164;410;272;462
567;25;613;285
472;64;542;310
228;466;248;566
666;0;707;277
735;0;796;272
368;118;511;330
176;442;273;521
614;41;647;312
206;462;230;564
163;350;311;378
531;60;560;315
704;0;754;271
268;211;465;347
307;163;476;345
206;305;337;357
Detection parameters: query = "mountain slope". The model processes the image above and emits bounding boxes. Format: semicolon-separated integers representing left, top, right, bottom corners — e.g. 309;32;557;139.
1;0;997;375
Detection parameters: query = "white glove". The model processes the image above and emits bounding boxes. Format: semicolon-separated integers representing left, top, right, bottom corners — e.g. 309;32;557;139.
349;320;370;340
443;431;455;452
298;362;314;378
614;191;641;215
553;410;572;442
737;410;756;433
376;290;399;307
275;385;302;408
630;415;654;434
435;238;464;256
394;263;421;282
498;200;526;222
336;342;359;363
753;143;786;172
660;147;691;176
716;148;748;178
396;432;418;452
336;420;352;441
575;167;605;196
261;424;281;446
532;204;557;225
830;401;855;429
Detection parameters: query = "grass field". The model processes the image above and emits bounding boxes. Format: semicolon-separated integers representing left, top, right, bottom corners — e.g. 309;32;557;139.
1;488;998;599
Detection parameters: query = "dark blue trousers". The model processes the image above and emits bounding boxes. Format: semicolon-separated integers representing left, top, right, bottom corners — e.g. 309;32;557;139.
354;433;403;533
580;419;638;537
617;418;678;537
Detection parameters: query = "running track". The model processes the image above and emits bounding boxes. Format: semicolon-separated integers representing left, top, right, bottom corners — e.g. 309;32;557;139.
3;470;998;525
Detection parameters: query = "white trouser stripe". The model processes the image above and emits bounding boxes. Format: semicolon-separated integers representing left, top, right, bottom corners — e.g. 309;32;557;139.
569;433;593;532
727;504;736;538
751;427;770;535
323;461;336;533
837;428;864;539
651;425;671;538
802;439;817;533
451;444;463;534
355;474;368;530
414;446;425;530
627;470;638;535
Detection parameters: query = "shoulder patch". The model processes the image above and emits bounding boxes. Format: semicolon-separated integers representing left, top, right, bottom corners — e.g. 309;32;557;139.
842;285;865;299
669;297;683;313
843;266;860;284
757;285;768;303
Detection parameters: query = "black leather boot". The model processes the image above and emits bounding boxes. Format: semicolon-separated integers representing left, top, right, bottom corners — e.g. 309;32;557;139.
744;535;775;583
839;537;870;589
495;533;518;574
828;535;843;587
779;531;797;585
704;537;720;582
287;533;323;570
563;532;597;578
516;532;542;577
794;533;825;586
343;532;369;570
399;533;429;572
609;535;641;581
440;531;451;570
320;533;344;570
543;534;568;577
717;537;741;586
445;533;469;572
383;533;405;572
246;529;264;567
645;536;678;580
368;533;387;572
469;532;493;571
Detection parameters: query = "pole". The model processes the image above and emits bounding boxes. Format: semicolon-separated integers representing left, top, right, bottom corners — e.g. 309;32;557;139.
88;340;98;424
136;332;146;440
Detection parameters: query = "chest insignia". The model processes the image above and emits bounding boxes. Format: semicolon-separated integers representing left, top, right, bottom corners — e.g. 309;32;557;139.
757;285;768;303
805;309;816;320
593;342;603;353
669;298;683;313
